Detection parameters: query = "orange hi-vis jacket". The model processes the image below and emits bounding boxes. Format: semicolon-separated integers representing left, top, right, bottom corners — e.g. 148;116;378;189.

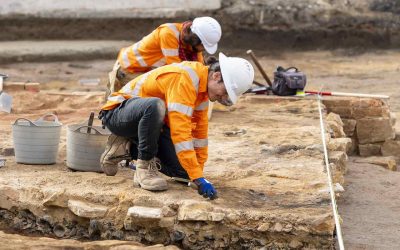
102;61;209;180
118;23;204;73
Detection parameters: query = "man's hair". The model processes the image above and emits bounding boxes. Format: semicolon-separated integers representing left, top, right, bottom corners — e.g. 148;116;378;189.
206;56;220;73
182;28;202;48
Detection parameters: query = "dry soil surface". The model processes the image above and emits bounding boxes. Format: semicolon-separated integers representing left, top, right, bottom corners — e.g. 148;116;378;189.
1;49;400;249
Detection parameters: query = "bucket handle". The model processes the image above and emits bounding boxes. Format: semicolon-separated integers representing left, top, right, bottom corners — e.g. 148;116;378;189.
73;125;102;135
13;118;37;126
36;113;60;124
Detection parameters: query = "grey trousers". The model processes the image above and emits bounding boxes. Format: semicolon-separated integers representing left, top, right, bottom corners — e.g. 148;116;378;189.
100;97;189;179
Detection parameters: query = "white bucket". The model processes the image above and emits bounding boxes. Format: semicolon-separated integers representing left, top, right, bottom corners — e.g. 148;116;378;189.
12;114;62;164
66;124;110;172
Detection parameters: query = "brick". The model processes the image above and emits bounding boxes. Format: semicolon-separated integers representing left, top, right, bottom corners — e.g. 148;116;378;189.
328;138;352;153
359;143;382;157
3;82;25;91
350;98;384;108
326;113;346;138
326;106;353;119
25;82;40;92
356;117;395;144
67;200;108;218
342;119;356;136
352;106;390;119
354;156;397;171
381;139;400;158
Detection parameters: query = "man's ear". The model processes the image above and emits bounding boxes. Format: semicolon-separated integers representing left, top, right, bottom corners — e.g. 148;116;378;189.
213;71;222;82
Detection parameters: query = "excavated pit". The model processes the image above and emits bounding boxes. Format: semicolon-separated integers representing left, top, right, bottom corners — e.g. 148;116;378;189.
0;93;360;249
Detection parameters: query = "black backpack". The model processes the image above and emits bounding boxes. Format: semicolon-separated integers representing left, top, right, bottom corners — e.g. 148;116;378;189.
272;66;307;96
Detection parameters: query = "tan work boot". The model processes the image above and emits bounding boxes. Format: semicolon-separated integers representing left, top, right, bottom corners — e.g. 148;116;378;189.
100;134;130;176
134;159;168;191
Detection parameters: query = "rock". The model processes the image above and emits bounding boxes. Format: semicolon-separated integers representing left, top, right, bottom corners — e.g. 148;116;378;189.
326;113;346;138
3;82;25;91
356;117;395;144
177;200;225;222
124;206;163;230
127;206;162;220
42;191;68;208
271;222;283;232
359;143;382;156
342;119;356;136
53;224;67;238
289;239;303;248
25;82;40;92
381;139;400;158
354;156;397;171
352;106;390;119
1;147;14;156
257;223;270;232
390;112;396;126
328;151;347;173
67;200;108;218
88;219;101;239
328;138;352;153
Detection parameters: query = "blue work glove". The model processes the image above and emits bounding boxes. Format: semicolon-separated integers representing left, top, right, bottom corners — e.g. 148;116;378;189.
193;177;218;200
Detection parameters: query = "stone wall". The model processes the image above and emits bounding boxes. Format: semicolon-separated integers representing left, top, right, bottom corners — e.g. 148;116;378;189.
323;97;399;159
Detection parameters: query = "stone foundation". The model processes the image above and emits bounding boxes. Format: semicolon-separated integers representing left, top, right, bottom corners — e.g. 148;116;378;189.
322;97;399;161
0;95;342;249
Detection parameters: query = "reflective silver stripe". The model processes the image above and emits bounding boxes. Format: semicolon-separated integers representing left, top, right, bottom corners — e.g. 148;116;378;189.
121;48;131;68
152;58;166;67
166;23;179;39
195;101;209;111
107;95;126;103
120;81;134;93
162;48;179;57
132;72;151;96
173;63;199;93
168;103;193;116
193;138;208;148
133;42;147;67
174;141;194;154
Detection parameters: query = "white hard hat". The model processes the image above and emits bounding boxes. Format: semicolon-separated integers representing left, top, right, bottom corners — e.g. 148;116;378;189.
219;52;254;104
191;17;221;54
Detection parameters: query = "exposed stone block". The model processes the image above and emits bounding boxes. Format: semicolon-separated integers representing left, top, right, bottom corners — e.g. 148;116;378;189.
350;98;385;109
25;82;40;92
3;82;25;91
352;106;390;119
67;200;108;218
390;112;396;126
326;113;346;138
0;147;14;156
328;151;347;173
354;156;397;171
325;106;353;119
177;200;225;222
328;138;352;153
359;143;382;157
381;139;400;158
342;119;356;137
127;206;162;220
356;117;395;144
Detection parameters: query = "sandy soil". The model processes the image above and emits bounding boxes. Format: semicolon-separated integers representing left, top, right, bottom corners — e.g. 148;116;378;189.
1;49;400;248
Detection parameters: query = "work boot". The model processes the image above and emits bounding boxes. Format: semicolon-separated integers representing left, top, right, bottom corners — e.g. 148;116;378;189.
134;159;168;191
100;134;130;176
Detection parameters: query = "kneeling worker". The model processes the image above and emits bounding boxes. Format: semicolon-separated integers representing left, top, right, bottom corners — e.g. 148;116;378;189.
106;17;222;98
99;53;254;199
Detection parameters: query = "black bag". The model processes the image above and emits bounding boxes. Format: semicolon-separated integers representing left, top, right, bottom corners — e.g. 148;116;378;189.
272;66;307;96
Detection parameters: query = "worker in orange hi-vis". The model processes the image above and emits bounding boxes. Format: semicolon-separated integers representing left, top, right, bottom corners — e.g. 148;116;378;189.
98;53;254;199
105;16;222;99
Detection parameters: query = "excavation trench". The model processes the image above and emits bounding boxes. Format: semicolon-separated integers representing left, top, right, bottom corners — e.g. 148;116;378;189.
0;93;395;249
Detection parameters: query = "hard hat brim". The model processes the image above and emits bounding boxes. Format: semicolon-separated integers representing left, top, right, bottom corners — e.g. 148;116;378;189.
204;43;218;54
219;52;238;104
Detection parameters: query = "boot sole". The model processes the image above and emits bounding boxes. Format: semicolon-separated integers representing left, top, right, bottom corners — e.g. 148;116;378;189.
133;178;168;191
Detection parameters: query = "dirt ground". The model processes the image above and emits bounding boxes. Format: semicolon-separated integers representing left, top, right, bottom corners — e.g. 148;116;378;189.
1;49;400;248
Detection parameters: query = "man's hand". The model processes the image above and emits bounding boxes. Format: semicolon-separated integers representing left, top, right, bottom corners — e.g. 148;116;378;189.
193;177;218;200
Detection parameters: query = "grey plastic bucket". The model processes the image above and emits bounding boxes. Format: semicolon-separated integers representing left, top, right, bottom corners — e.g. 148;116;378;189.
12;114;62;164
66;124;110;172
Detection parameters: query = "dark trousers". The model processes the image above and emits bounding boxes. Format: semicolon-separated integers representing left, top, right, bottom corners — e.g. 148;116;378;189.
101;97;189;179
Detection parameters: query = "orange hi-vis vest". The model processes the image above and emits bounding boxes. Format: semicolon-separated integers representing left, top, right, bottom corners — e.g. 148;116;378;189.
102;61;209;180
118;23;204;73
